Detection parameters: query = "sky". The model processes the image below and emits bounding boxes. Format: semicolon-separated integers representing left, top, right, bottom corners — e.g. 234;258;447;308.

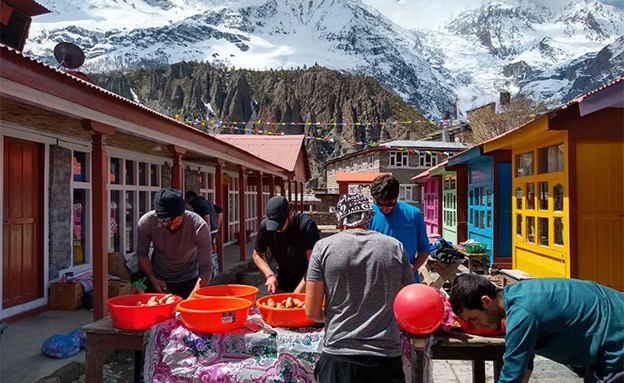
361;0;624;29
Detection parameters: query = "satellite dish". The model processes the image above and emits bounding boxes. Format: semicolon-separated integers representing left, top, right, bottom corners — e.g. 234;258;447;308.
54;42;85;70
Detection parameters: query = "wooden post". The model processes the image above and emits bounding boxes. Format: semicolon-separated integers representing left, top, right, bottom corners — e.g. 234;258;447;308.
215;160;224;273
300;181;304;212
168;145;186;191
81;120;115;321
294;181;299;211
238;166;247;261
281;178;286;197
288;179;293;202
256;171;264;229
269;175;275;198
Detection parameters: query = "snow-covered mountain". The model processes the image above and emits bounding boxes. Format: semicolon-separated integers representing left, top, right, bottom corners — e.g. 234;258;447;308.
26;0;624;117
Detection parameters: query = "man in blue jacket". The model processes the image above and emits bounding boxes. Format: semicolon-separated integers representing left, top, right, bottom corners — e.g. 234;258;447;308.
368;174;429;282
450;274;624;383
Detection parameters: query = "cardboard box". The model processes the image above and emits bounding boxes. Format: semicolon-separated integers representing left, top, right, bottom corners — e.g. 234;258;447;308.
50;283;84;311
108;280;131;298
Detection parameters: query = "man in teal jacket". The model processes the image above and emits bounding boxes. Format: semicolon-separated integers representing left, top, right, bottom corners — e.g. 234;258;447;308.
450;274;624;383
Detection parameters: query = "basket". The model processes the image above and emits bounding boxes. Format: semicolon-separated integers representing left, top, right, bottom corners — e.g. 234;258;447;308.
177;297;252;333
464;243;487;254
106;293;182;330
193;284;259;303
256;293;315;328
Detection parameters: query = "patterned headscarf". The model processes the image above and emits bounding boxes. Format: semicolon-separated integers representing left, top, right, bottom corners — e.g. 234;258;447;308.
336;193;375;228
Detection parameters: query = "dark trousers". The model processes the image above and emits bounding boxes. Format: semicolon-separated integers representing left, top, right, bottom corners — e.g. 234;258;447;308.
165;277;198;299
314;352;404;383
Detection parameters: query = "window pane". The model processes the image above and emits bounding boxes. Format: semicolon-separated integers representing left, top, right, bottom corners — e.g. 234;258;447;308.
139;162;148;186
139;191;149;219
516;151;534;177
125;160;135;185
73;151;88;182
554;217;564;245
125;191;135;253
539;182;549;211
516;187;523;210
475;188;480;206
480;187;485;206
487;189;492;207
469;190;473;206
527;183;535;210
150;191;156;210
554;184;564;212
527;217;536;243
539;217;548;246
539;143;564;174
110;190;121;252
516;214;522;236
110;158;122;184
150;164;159;186
487;210;492;228
72;189;88;265
480;211;485;229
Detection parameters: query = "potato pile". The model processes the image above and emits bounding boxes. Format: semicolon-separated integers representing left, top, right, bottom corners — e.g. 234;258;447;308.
260;297;305;309
135;294;176;306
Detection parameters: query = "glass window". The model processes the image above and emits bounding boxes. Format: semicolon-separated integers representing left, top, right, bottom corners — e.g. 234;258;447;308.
72;189;88;265
73;151;88;182
475;188;480;206
487;189;492;207
516;214;522;236
539;182;549;211
527;183;535;210
481;187;485;206
527;217;536;243
480;211;485;229
358;158;363;170
469;190;473;206
487;210;492;228
516;187;523;210
516;151;534;177
554;217;564;245
554;184;564;212
368;154;374;168
390;151;409;167
539;143;564;174
150;191;156;210
110;190;121;252
125;160;135;185
150;164;159;187
139;191;149;218
139;162;148;186
419;152;435;167
110;158;122;184
125;191;135;253
539;217;549;246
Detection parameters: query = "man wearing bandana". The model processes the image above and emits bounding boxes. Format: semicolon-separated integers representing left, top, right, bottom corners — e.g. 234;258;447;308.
305;193;414;383
136;188;213;299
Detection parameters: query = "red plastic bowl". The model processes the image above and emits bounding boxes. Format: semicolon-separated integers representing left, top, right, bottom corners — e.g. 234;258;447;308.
193;284;259;303
106;293;182;330
177;297;253;333
256;293;315;328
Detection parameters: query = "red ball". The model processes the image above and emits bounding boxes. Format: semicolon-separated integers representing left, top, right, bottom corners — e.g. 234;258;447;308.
393;284;445;335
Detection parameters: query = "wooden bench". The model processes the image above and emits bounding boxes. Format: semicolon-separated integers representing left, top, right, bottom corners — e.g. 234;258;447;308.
418;258;463;289
453;245;488;274
500;269;534;287
83;317;147;383
410;332;506;383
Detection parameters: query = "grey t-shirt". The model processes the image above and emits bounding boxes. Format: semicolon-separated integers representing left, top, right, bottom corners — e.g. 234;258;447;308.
137;211;213;283
307;229;413;357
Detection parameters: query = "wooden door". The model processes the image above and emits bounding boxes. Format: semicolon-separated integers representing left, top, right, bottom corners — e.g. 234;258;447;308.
423;178;440;235
3;137;44;308
442;173;458;245
468;162;494;262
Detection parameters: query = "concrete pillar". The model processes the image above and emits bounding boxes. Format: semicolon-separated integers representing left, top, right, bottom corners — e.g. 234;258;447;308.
168;145;186;191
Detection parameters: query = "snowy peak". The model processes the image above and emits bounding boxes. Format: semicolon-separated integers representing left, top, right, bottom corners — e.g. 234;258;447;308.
558;0;624;41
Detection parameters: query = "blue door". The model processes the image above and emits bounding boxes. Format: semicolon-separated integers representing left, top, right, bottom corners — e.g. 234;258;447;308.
497;162;512;260
468;161;494;262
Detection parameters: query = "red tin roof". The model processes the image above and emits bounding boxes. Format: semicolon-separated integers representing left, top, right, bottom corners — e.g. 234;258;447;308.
215;134;307;174
5;0;50;16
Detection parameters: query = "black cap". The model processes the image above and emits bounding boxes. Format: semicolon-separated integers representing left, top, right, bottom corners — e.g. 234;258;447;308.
265;196;290;231
154;189;186;218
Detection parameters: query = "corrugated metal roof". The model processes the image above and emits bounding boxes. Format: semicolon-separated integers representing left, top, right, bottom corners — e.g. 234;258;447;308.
381;140;469;150
336;172;392;183
215;134;305;172
7;0;50;16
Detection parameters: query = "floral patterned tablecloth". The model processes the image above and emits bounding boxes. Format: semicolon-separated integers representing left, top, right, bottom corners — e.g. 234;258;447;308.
144;308;417;383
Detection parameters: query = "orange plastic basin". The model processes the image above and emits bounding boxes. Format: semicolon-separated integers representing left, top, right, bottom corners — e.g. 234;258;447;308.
193;284;259;303
177;297;253;333
256;293;315;328
106;293;182;330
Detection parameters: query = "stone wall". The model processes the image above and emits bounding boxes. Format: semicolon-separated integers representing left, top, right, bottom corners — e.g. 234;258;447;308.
161;163;172;189
184;167;201;194
311;212;337;226
48;146;72;280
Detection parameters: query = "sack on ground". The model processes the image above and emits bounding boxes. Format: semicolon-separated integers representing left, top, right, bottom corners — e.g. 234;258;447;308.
41;333;80;359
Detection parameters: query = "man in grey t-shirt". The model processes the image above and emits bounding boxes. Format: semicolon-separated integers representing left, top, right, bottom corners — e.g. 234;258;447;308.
137;189;212;299
306;193;413;383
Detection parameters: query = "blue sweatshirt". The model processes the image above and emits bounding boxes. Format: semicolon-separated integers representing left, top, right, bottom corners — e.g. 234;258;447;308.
499;278;624;383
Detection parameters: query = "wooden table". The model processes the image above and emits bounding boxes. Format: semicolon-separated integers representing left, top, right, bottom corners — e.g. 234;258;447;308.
411;332;506;383
83;317;147;383
453;245;488;274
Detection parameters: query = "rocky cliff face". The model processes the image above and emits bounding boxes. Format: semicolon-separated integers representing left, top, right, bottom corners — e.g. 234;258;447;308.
89;63;436;189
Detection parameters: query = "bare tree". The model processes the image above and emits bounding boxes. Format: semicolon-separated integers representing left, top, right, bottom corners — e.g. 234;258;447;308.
467;96;547;142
